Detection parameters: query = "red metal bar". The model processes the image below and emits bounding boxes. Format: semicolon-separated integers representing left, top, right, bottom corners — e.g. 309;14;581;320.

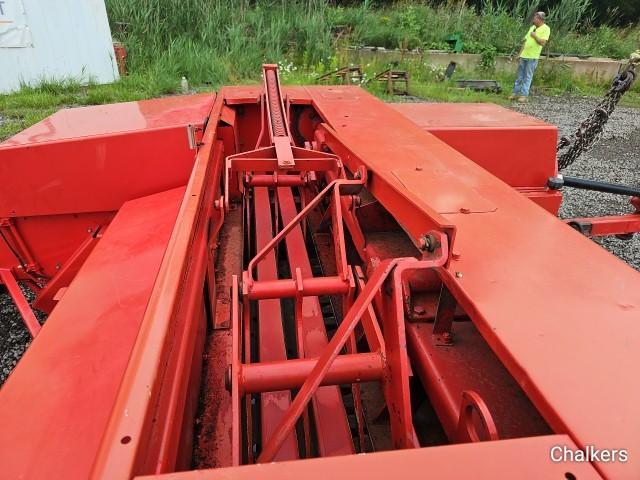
245;174;306;187
330;186;350;280
148;141;228;473
253;187;299;460
0;218;43;277
231;275;241;466
354;265;385;352
239;353;384;399
253;92;265;149
256;244;450;463
343;282;367;453
262;65;295;169
240;352;384;395
245;179;362;286
380;261;421;450
257;258;403;463
293;271;313;458
229;157;338;172
243;277;253;464
246;276;350;300
224;154;339;212
33;229;101;313
277;187;354;457
0;268;41;337
566;213;640;237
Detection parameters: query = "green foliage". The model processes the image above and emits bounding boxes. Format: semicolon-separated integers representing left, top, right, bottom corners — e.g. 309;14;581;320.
331;1;638;59
106;0;333;85
547;0;595;35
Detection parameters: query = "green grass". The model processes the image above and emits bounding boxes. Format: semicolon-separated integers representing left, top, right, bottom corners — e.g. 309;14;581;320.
106;0;333;86
330;2;639;59
3;53;637;142
0;74;184;140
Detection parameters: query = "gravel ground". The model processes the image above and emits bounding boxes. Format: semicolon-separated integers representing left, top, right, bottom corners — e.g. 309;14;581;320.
0;285;45;385
0;94;638;386
513;95;640;270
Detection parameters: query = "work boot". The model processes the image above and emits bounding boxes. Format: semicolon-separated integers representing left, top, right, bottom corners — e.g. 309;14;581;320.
517;96;528;103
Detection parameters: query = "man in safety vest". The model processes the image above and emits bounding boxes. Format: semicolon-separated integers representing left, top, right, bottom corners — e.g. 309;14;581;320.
510;12;551;103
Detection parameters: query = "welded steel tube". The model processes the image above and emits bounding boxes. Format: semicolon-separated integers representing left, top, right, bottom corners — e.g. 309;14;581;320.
240;352;384;394
246;276;350;300
245;175;306;187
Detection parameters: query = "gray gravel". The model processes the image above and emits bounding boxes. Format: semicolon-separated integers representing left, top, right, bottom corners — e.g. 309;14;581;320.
512;95;640;270
0;285;45;385
0;94;638;386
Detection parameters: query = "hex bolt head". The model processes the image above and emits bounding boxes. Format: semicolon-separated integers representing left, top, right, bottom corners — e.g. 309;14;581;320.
420;233;438;252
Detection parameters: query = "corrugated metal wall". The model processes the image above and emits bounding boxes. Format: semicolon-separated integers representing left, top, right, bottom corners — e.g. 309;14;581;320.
0;0;119;93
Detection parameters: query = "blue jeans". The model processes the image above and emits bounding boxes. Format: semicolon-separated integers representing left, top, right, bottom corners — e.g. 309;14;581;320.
512;58;538;96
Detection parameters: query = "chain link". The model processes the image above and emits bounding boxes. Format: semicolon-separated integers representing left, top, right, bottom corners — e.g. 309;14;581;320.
557;51;640;170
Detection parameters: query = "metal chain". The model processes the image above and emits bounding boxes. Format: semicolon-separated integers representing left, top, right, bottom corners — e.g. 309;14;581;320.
557;51;640;170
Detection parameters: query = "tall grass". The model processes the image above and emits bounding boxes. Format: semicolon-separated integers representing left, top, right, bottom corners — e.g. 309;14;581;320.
104;0;638;88
330;1;638;58
106;0;332;85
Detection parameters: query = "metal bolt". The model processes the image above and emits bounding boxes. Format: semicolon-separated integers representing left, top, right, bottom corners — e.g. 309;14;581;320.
416;166;423;171
420;233;437;252
459;207;471;214
413;305;426;315
455;271;463;278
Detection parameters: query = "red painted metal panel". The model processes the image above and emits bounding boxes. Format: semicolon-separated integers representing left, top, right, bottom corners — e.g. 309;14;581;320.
0;127;198;217
89;97;225;479
517;188;563;214
406;321;551;440
0;186;185;479
0;94;215;218
0;212;114;278
304;86;640;479
140;435;601;480
391;102;557;189
3;93;215;146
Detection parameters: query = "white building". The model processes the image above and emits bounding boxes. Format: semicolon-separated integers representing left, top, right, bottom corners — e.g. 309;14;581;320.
0;0;118;93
